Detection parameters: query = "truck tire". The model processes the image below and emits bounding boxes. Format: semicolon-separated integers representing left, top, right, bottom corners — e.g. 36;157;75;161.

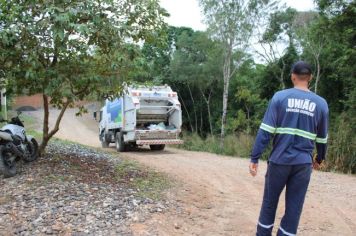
101;133;109;148
115;132;126;152
150;144;165;151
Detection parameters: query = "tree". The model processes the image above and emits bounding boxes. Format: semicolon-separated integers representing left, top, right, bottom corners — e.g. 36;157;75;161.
199;0;275;145
292;11;324;93
227;60;267;134
0;0;167;153
296;21;324;93
170;30;223;134
141;26;194;83
256;7;298;89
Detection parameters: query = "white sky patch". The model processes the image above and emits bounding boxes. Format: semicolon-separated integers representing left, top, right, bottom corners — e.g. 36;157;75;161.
285;0;316;11
160;0;316;31
159;0;317;64
160;0;206;31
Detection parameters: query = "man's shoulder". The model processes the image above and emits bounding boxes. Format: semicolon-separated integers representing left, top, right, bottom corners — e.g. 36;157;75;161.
313;93;328;106
274;89;326;101
306;92;328;109
272;88;294;100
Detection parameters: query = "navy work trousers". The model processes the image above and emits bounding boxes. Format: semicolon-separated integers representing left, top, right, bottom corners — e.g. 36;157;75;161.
256;162;312;236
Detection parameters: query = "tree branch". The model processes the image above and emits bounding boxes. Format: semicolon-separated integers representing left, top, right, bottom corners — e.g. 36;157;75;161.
47;100;70;139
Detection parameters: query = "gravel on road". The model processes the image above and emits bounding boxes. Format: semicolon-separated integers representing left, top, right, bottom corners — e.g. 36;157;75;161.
0;141;171;236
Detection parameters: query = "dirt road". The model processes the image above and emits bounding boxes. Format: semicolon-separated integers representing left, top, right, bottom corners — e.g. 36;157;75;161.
28;109;356;235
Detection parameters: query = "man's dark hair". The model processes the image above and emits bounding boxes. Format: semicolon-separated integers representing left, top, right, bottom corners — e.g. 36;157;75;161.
291;61;312;75
291;61;312;81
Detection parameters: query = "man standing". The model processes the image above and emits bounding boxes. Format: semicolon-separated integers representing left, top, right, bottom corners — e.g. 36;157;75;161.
249;61;329;236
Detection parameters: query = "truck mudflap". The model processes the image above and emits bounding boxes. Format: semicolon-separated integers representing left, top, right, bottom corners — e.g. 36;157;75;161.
136;139;184;145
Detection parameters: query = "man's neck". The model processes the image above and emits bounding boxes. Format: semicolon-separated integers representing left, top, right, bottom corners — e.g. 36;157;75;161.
294;85;310;92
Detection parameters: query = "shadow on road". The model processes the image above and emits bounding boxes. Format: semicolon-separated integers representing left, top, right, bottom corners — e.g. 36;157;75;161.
107;145;177;156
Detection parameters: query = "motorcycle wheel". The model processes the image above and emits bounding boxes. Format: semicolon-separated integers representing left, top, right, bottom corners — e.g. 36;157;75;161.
0;146;17;178
23;139;39;162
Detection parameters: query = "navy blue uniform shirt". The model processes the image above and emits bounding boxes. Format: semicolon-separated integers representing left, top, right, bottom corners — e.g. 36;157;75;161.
251;88;329;165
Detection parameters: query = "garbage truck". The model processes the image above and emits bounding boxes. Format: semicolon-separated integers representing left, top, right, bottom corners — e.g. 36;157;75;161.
95;85;183;152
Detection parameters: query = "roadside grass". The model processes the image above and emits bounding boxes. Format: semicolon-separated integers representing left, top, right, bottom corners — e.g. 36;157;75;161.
178;132;270;159
115;160;171;200
180;130;355;174
51;137;86;147
37;137;172;200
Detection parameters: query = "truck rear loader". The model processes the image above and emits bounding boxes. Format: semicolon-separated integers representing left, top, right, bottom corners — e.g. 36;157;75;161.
95;85;183;152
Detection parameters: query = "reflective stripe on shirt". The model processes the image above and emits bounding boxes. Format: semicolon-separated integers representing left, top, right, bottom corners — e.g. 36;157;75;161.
260;123;276;133
260;123;328;143
316;136;328;144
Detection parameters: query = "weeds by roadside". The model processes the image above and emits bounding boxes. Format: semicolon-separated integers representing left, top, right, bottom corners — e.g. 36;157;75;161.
179;129;355;174
42;140;172;200
115;160;171;200
178;132;265;159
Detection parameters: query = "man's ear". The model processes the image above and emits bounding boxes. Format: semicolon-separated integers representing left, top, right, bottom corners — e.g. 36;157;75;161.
291;73;296;83
309;75;313;82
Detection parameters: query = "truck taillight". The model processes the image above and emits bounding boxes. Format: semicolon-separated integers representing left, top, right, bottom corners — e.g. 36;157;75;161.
132;92;141;96
168;92;177;97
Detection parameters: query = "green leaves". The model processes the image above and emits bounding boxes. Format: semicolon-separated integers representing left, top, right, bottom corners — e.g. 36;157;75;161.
0;0;167;103
1;0;167;149
262;7;297;42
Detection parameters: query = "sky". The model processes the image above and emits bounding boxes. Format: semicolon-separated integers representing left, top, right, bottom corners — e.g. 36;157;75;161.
160;0;316;31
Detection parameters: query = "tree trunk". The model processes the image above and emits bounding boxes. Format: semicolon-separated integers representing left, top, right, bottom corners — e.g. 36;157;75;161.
280;60;286;89
220;46;232;147
39;95;70;155
187;84;198;132
200;108;203;135
200;88;213;136
244;104;251;134
41;94;50;154
314;56;320;94
179;95;194;132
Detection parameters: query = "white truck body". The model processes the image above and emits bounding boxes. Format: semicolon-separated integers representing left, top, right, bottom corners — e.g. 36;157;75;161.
97;85;183;151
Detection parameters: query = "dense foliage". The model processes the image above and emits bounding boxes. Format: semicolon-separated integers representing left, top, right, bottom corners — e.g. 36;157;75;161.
141;1;355;173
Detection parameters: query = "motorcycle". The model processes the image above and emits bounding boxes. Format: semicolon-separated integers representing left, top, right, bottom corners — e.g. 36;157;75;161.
0;111;38;178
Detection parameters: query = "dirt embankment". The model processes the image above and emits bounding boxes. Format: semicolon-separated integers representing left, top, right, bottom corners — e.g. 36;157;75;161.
28;109;356;236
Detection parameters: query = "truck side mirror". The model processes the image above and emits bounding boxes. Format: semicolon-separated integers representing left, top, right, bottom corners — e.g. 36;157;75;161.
93;112;97;120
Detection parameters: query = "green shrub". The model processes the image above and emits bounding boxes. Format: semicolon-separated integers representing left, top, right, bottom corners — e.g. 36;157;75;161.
325;113;356;174
180;112;355;174
179;132;256;158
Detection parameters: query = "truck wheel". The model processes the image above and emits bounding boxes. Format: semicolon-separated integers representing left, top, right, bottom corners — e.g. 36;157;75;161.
150;144;165;151
115;132;126;152
100;133;109;148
